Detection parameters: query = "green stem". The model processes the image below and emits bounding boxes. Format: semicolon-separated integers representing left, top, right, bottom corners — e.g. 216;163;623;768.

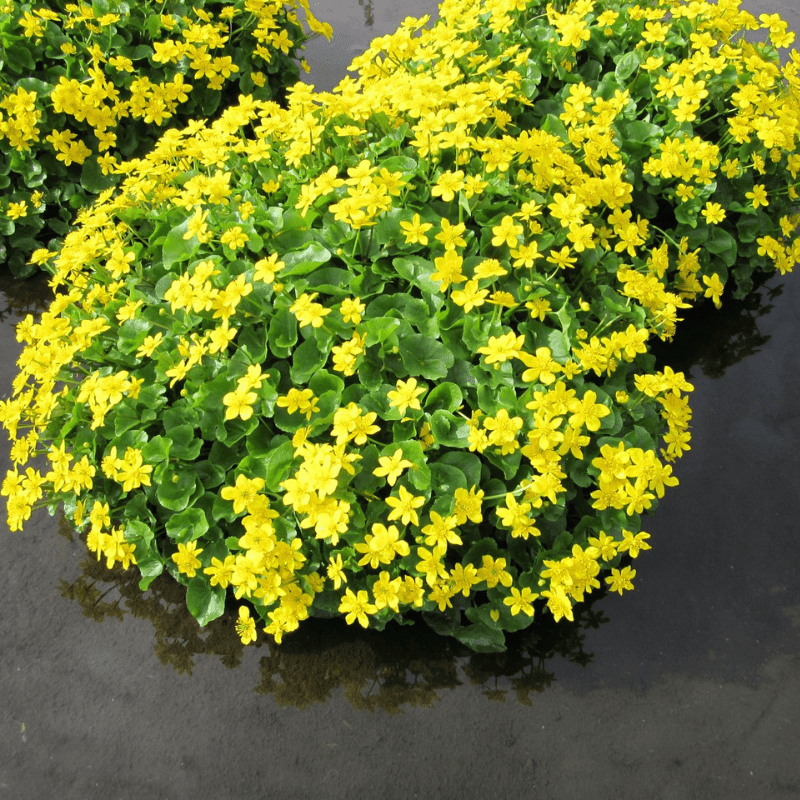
364;226;375;262
650;224;683;251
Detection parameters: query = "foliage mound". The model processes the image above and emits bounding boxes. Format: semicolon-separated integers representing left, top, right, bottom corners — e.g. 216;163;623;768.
0;0;332;276
2;0;799;653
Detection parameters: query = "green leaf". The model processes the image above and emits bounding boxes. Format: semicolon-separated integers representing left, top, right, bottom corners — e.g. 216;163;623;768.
264;438;296;492
357;351;384;391
280;242;332;276
362;315;402;347
186;577;225;626
268;306;297;358
428;460;469;496
125;520;163;589
112;400;157;437
117;318;153;355
477;383;517;417
145;13;162;37
569;457;593;488
237;325;268;364
5;44;36;74
305;267;353;296
290;335;328;384
393;255;441;295
166;507;209;541
375;208;403;247
630;188;659;218
353;444;383;494
541;113;568;142
155;463;198;512
245;424;274;459
429;410;469;448
452;621;507;653
398;334;454;380
309;369;344;398
614;50;642;81
706;227;738;267
81;157;117;194
463;537;501;567
424;382;463;413
737;213;762;243
369;293;440;338
16;77;53;96
142;435;171;463
162;219;191;269
546;329;571;361
620;119;662;144
437;451;482;489
378;155;418;174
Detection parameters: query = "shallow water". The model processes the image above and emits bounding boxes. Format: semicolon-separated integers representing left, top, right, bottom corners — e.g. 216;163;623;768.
2;2;800;798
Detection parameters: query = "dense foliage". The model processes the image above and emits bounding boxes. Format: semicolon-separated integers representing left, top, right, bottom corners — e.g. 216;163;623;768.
2;0;799;652
0;0;332;276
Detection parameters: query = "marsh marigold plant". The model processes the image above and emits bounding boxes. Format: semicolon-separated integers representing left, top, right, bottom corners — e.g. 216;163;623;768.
2;0;799;652
0;0;332;276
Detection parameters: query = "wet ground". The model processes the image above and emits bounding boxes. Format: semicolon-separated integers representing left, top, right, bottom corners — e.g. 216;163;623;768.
2;2;800;798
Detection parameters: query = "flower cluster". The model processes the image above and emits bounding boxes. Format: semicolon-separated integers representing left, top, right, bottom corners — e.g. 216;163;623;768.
0;0;332;276
2;0;799;652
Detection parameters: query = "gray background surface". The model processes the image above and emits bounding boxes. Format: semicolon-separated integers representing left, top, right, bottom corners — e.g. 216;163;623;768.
2;2;799;798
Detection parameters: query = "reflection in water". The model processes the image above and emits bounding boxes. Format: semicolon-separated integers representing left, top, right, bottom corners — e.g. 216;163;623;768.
58;519;607;711
0;267;53;322
651;275;780;380
254;599;606;711
358;0;374;27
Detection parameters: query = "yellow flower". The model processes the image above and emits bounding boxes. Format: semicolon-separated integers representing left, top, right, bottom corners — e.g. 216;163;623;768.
491;215;524;248
326;553;347;590
204;556;236;588
116;447;153;491
435;218;467;250
387;378;425;415
503;586;538;616
253;253;285;284
137;333;164;359
430;249;466;291
701;202;725;224
339;296;365;324
385;485;425;526
373;449;414;486
355;523;410;568
276;388;319;419
431;170;465;202
171;540;204;578
477;331;525;365
451;279;489;313
221;474;265;515
745;184;769;209
421;511;462;548
220;226;249;250
223;387;257;420
6;201;27;220
616;529;652;558
290;292;331;328
702;274;724;308
235;605;258;644
338;588;376;628
452;486;484;525
606;566;636;595
372;572;401;612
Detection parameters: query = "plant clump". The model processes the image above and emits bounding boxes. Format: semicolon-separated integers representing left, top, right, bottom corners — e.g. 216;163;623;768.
0;0;332;276
2;0;799;653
